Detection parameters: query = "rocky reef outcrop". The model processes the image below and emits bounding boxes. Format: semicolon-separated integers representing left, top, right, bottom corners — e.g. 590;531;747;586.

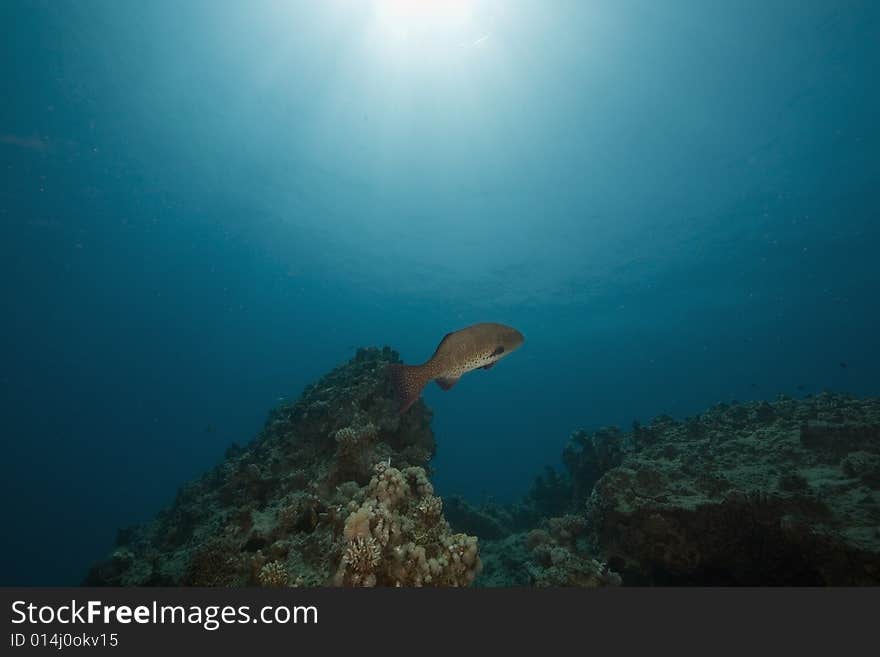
467;393;880;586
587;395;880;585
85;347;481;587
85;348;879;587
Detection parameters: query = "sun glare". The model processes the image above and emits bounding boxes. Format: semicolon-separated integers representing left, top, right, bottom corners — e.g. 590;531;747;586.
374;0;474;39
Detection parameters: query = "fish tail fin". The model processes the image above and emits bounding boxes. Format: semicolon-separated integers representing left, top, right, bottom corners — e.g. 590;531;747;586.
387;363;430;414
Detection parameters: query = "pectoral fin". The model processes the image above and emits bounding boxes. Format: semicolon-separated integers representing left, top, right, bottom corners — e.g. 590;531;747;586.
436;376;460;391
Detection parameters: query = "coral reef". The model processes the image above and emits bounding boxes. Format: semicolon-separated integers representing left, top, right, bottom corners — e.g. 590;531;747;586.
585;394;880;585
85;347;475;587
85;346;879;588
462;393;880;586
333;461;481;586
477;515;621;587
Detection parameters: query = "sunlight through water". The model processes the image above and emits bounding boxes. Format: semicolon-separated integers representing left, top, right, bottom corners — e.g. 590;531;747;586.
374;0;475;39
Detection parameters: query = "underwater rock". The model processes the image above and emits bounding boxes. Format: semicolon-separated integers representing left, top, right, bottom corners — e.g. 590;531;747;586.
840;451;880;486
84;347;472;587
586;393;880;585
476;392;880;586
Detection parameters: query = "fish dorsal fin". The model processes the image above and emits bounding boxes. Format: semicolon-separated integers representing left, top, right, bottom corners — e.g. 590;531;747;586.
431;332;454;357
435;376;460;391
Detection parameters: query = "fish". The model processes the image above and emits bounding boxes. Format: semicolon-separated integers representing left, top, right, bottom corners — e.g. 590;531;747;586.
387;322;525;414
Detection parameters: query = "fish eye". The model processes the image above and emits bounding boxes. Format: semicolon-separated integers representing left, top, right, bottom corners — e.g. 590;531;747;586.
492;346;505;356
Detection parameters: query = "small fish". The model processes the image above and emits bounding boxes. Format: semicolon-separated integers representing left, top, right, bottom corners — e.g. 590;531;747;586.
388;322;525;413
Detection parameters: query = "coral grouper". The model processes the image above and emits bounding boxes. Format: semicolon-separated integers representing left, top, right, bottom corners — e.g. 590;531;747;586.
388;322;525;413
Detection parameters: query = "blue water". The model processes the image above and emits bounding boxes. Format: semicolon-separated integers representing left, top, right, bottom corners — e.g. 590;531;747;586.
1;0;878;585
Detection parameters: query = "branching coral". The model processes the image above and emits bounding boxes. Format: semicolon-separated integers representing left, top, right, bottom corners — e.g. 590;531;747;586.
417;495;443;523
334;462;481;587
332;422;380;485
258;560;290;587
342;536;382;587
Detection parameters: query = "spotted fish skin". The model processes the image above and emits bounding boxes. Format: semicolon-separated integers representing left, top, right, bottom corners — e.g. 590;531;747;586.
387;322;524;414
